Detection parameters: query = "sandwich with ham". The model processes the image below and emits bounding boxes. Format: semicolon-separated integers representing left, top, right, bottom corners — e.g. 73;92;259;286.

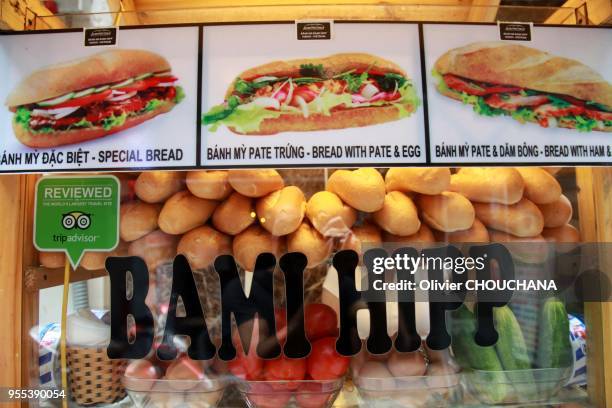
433;42;611;132
202;53;420;134
6;49;184;148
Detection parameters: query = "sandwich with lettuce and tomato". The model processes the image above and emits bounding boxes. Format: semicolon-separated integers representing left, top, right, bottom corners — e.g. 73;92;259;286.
6;49;185;148
433;42;611;132
202;53;420;134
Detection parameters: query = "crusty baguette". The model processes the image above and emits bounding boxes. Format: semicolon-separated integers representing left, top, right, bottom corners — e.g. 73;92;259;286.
229;102;414;135
438;85;611;132
434;42;612;108
6;49;171;108
226;53;406;98
13;101;175;148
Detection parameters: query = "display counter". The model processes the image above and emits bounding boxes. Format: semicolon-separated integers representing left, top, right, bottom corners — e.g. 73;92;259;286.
0;2;610;407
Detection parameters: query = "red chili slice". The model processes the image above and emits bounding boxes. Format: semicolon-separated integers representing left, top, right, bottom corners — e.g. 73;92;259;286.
49;89;112;108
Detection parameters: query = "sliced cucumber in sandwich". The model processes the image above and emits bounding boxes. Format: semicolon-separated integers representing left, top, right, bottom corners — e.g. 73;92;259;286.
73;87;97;98
94;85;110;93
38;92;75;107
135;72;153;80
111;78;135;89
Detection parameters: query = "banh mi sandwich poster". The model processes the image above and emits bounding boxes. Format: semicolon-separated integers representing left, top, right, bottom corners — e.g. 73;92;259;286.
200;23;427;166
0;26;199;171
423;24;612;164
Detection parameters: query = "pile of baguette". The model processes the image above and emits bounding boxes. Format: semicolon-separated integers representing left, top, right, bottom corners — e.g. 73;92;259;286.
39;167;580;271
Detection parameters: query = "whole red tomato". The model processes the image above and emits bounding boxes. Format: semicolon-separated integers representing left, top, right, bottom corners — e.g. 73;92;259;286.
227;347;264;380
229;319;264;380
305;304;338;341
263;355;307;390
307;337;350;380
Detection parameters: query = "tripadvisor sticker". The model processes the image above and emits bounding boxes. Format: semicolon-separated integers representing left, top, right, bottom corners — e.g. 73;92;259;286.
34;176;120;268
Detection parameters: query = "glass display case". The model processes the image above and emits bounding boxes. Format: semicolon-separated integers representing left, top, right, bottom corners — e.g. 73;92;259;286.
0;2;610;407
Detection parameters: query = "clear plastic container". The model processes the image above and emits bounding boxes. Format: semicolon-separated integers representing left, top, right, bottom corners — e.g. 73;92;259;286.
355;373;463;407
235;378;345;408
123;376;228;408
462;366;572;405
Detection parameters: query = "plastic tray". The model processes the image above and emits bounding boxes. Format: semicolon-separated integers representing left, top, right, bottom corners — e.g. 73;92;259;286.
123;376;228;408
235;378;345;408
462;366;572;405
354;373;463;407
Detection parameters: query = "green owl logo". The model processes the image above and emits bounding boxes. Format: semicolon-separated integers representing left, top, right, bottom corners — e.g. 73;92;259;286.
61;211;92;230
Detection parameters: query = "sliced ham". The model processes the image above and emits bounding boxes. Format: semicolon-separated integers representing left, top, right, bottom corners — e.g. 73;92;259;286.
534;104;584;117
585;109;612;121
485;94;549;110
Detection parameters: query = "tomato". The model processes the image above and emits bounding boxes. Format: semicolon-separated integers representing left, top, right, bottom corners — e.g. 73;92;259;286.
305;304;338;341
483;85;522;94
296;382;333;408
229;318;264;380
263;355;307;390
353;68;387;77
292;86;318;104
307;337;350;380
227;347;264;380
51;89;112;108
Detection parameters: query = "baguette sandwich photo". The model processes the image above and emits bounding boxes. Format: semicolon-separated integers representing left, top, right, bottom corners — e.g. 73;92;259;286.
5;49;185;148
202;53;420;135
433;42;612;132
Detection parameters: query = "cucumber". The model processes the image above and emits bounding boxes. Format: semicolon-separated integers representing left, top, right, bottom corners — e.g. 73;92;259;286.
37;92;75;107
494;306;532;370
135;72;153;80
94;85;110;93
537;298;572;369
73;87;96;98
494;306;536;400
111;78;134;89
451;305;508;403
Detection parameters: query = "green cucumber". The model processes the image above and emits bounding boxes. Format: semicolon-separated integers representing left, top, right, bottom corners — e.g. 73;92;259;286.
451;305;508;403
94;85;110;93
154;71;171;77
37;92;75;107
135;72;153;80
494;306;532;370
493;306;536;400
110;78;134;89
537;298;572;369
73;87;96;98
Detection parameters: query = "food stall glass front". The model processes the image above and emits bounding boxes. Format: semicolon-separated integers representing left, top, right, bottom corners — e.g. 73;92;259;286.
0;2;610;408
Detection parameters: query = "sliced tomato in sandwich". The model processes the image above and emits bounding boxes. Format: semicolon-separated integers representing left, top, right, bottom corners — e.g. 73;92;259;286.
48;89;112;109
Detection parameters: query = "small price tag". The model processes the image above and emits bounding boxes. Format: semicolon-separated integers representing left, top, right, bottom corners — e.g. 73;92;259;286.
498;22;532;41
296;20;333;40
84;27;117;47
34;176;120;268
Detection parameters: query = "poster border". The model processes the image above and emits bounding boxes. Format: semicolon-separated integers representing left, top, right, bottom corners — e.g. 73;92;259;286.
1;21;610;172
